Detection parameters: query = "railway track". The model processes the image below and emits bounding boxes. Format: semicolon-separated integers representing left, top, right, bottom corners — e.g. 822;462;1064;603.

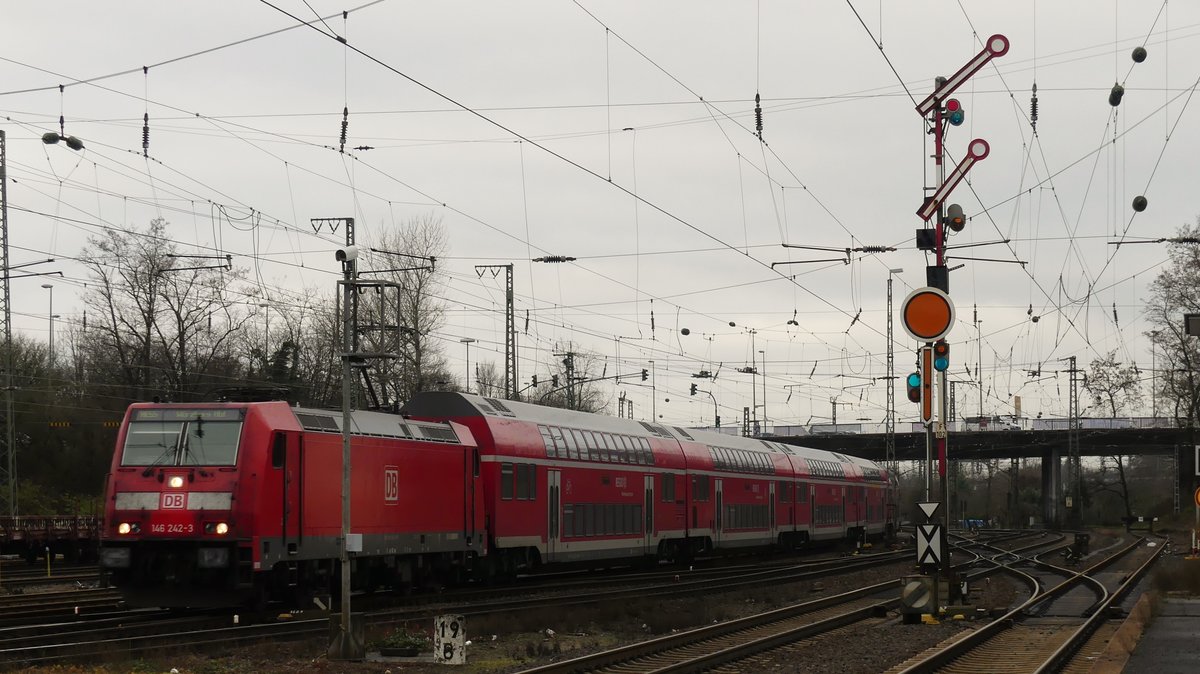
0;545;917;667
885;533;1163;674
509;535;1075;674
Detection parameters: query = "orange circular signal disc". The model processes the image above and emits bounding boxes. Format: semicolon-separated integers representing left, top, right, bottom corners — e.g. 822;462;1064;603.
901;287;955;341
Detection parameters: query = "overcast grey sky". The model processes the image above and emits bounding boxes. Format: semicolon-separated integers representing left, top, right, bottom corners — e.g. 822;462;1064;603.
2;1;1195;427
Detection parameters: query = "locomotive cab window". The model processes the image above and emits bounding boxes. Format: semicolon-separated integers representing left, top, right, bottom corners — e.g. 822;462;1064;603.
121;409;243;467
271;433;286;468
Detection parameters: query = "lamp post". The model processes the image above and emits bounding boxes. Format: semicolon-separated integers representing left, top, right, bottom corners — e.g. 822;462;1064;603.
40;284;54;365
460;338;476;394
1150;330;1160;418
758;349;767;432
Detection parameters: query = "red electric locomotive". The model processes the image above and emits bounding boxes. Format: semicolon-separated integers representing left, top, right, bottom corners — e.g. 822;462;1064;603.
99;402;485;606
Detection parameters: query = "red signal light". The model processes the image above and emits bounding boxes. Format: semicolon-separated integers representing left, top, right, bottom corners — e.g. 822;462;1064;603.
945;98;961;112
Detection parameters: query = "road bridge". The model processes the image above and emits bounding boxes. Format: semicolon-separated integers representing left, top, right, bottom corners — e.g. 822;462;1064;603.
784;426;1195;527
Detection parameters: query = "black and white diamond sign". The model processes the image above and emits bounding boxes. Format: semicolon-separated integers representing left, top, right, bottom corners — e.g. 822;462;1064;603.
917;524;942;567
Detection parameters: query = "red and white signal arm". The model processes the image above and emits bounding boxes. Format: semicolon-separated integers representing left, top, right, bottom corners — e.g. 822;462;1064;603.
901;287;956;342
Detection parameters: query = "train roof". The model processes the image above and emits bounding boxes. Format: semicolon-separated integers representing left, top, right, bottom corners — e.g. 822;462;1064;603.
400;391;883;471
291;405;469;445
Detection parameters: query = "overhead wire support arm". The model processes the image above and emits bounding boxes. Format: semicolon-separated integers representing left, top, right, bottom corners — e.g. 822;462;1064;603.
945;255;1027;265
164;253;233;272
944;239;1011;250
771;258;849;268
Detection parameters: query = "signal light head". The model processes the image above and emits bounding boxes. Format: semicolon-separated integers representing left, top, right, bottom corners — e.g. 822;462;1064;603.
933;341;950;371
945;204;966;232
945;98;965;126
906;372;922;403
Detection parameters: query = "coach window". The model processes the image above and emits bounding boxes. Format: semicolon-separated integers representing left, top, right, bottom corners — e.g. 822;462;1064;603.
662;473;675;503
574;429;592;460
616;435;630;463
693;474;710;501
599;434;615;462
500;463;514;500
516;464;535;500
539;426;556;458
549;427;568;459
561;428;577;459
779;481;790;503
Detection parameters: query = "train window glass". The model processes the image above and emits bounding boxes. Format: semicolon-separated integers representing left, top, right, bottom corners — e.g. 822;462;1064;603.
662;474;675;502
271;433;286;468
576;431;593;461
605;504;616;535
549;427;568;459
587;504;599;537
563;506;574;537
516;464;531;500
797;482;808;503
500;463;514;500
616;435;631;463
778;482;789;502
473;449;481;477
601;434;617;462
693;475;710;501
562;428;578;457
539;426;556;457
122;417;238;467
572;429;591;459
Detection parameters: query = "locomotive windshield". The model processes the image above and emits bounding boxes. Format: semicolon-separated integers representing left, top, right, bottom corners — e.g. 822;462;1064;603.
121;408;244;467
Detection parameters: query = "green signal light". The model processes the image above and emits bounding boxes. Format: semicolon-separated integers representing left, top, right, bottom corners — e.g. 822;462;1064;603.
907;373;921;388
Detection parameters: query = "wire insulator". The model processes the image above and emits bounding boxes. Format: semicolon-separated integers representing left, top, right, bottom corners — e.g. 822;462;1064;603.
142;112;150;156
754;92;763;138
339;106;349;153
1029;83;1039;132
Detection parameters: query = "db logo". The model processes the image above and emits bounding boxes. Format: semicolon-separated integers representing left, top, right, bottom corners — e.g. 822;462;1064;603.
161;493;186;509
384;466;399;504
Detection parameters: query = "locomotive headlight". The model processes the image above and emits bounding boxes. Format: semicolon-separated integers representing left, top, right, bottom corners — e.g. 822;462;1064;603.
168;475;185;489
215;522;229;535
117;522;131;535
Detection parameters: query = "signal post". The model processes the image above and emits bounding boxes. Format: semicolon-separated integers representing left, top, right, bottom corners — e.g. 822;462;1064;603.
899;34;1008;622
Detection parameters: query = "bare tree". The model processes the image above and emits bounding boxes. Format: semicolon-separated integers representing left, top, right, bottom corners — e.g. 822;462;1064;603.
78;219;252;402
360;213;453;406
473;361;505;398
1081;351;1145;523
529;345;610;413
1084;350;1143;417
1145;220;1200;429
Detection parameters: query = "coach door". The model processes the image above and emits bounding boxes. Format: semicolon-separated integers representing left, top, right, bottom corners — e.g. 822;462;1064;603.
643;475;654;553
714;478;724;546
769;482;776;540
547;470;561;562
